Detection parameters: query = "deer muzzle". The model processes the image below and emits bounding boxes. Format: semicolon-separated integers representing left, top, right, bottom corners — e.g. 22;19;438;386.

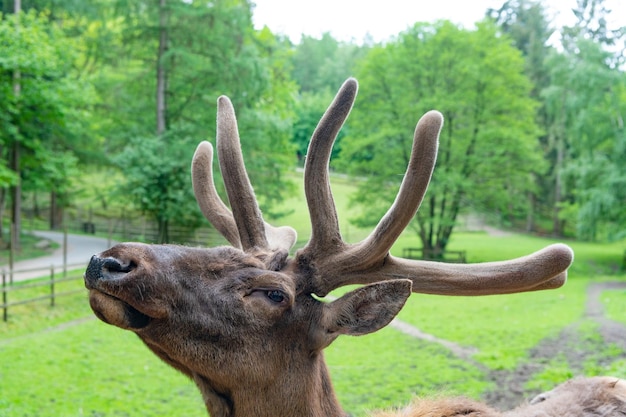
84;254;156;330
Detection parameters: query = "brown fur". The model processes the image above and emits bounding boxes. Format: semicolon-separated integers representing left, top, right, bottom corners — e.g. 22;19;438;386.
372;397;499;417
506;376;626;417
83;79;585;417
371;377;626;417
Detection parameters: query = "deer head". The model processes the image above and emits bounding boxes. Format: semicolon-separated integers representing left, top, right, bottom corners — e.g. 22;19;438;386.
84;78;574;417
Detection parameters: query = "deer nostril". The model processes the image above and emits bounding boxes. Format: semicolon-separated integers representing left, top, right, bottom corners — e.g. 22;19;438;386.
102;258;135;274
85;255;135;286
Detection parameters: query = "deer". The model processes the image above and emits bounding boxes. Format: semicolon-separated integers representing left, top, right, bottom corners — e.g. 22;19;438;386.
371;376;626;416
84;78;617;417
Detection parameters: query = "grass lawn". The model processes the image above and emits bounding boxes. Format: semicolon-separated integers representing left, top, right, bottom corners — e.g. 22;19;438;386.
1;172;625;416
604;289;626;325
2;231;625;416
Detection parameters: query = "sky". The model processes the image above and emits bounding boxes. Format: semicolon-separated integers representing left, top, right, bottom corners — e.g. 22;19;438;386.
251;0;626;44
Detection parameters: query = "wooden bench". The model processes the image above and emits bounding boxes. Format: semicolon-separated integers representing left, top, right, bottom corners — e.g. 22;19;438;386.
402;247;467;263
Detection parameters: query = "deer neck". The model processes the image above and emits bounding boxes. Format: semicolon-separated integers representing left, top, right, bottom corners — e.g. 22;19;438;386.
194;353;347;417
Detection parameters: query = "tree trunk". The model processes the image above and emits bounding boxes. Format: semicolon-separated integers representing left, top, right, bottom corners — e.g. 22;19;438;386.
10;143;21;251
50;191;64;230
11;0;22;250
156;0;168;136
33;191;40;218
0;188;5;244
157;217;169;244
525;191;535;232
552;135;564;236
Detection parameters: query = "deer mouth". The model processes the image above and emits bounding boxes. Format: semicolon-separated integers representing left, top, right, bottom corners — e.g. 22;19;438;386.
85;255;160;330
88;290;152;329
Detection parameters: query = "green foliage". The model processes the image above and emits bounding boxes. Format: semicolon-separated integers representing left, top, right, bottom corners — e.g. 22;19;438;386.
1;0;625;247
561;0;626;66
92;0;297;227
291;32;368;93
291;90;338;163
340;20;542;252
0;10;96;191
487;0;553;96
112;132;202;242
543;38;626;241
288;33;368;167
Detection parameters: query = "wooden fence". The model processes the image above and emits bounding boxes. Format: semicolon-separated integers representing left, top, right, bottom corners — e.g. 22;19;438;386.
1;263;85;322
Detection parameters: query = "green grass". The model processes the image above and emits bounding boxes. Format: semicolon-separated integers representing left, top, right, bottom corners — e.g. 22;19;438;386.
0;320;205;417
602;288;626;325
2;172;626;416
1;237;625;416
396;277;588;370
0;270;93;338
327;329;488;415
0;273;205;417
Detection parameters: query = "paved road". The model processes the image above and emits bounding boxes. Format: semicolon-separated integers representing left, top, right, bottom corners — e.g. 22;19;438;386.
1;231;116;282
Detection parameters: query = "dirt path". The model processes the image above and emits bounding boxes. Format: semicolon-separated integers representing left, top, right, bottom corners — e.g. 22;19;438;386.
483;281;626;409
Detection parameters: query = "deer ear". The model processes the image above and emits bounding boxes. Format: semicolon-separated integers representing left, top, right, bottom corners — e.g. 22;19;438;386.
315;280;411;348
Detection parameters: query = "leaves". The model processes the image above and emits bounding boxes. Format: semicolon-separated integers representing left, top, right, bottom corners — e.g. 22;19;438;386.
341;20;541;251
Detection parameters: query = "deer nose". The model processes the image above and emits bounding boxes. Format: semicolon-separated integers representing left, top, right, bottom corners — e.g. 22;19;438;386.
85;255;135;287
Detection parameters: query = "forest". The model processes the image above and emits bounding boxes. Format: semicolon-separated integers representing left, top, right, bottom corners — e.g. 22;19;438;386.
0;0;625;254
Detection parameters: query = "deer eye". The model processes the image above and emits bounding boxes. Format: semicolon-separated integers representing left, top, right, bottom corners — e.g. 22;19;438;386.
266;290;285;303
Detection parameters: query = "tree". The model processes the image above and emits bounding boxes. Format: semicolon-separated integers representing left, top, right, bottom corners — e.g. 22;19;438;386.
561;0;625;67
113;133;200;243
97;0;296;241
534;0;626;240
291;33;368;94
487;0;555;232
291;90;339;164
340;20;542;255
288;33;369;164
0;9;95;243
487;0;554;97
543;39;626;240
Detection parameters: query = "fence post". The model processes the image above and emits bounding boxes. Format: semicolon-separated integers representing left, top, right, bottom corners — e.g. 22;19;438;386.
9;223;15;285
2;270;7;322
50;265;55;307
63;227;68;279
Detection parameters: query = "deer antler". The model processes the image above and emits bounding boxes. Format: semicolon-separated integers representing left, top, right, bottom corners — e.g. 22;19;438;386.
295;78;572;296
191;96;296;253
193;78;573;298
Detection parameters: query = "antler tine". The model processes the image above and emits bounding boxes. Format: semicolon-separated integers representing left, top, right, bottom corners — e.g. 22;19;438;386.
300;78;358;257
349;110;442;270
310;240;572;297
194;96;297;253
192;139;297;252
380;243;573;295
191;141;242;248
296;79;573;297
216;96;268;251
